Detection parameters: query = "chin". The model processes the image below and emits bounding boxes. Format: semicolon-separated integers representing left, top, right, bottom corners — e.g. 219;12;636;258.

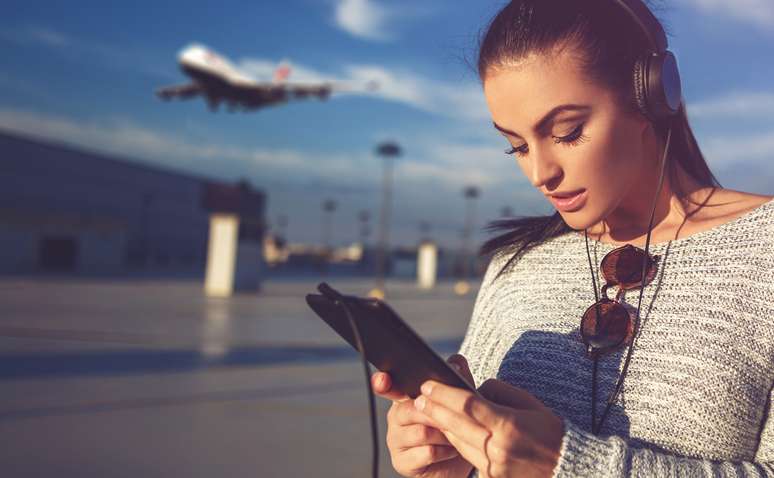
557;209;600;232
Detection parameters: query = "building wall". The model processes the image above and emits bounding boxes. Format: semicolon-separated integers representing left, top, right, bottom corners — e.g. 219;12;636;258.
0;210;127;274
0;131;263;276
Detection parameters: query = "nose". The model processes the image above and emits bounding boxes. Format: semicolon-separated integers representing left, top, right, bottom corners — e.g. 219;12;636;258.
527;149;563;190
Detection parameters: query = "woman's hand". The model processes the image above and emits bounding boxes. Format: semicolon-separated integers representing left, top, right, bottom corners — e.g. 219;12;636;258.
412;372;565;478
372;354;476;478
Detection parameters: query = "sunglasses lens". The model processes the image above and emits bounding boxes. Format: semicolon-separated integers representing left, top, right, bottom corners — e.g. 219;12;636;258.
600;245;656;290
580;299;633;353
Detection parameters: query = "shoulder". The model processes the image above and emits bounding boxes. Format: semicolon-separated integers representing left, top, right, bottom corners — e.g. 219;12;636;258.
682;188;774;233
714;190;773;214
480;231;576;282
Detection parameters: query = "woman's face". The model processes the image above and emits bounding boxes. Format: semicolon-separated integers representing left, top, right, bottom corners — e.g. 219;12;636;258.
483;49;654;231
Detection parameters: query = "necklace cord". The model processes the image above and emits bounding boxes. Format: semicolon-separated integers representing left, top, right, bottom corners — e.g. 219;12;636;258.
588;121;674;434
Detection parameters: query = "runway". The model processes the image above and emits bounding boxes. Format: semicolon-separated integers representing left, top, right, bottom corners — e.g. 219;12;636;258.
0;277;477;477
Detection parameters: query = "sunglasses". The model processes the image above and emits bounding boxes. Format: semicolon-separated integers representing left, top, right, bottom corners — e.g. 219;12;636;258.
580;244;658;357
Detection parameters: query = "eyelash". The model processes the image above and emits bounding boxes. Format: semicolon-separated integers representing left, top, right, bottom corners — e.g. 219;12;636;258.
504;124;589;157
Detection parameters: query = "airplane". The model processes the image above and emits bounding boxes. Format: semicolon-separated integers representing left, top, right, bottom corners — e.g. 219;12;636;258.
156;44;377;111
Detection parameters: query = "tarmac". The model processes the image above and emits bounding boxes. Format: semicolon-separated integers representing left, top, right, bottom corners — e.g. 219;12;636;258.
0;276;479;477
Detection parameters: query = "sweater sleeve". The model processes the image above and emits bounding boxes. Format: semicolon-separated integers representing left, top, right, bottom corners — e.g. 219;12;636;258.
552;414;774;477
458;251;508;386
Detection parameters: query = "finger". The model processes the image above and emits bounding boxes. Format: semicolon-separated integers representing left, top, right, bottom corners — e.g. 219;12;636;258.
394;423;452;449
398;444;460;474
477;378;545;411
442;428;500;477
420;380;504;430
414;391;491;452
447;354;475;388
392;399;441;428
371;371;410;402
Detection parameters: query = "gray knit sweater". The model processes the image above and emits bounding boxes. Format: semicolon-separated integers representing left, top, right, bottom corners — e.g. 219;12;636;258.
459;197;774;477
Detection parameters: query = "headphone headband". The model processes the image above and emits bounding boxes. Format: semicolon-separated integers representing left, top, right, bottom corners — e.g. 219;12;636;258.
610;0;681;119
612;0;668;53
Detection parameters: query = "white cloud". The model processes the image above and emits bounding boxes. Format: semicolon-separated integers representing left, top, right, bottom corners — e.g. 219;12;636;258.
0;107;508;191
0;25;174;80
679;0;774;29
403;141;521;190
25;27;70;47
334;0;393;41
689;91;774;119
0;108;347;181
702;130;774;167
331;0;436;42
237;57;489;122
0;25;70;47
344;65;490;121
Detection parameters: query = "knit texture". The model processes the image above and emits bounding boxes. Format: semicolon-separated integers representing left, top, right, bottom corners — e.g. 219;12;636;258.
459;197;774;477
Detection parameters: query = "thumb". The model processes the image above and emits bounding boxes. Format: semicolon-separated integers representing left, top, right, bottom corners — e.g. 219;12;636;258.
447;353;475;388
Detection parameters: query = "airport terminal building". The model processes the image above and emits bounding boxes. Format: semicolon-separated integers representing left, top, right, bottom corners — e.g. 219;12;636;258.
0;131;266;277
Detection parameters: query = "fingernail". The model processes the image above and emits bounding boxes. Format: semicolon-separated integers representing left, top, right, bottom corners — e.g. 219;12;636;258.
450;363;461;372
414;395;426;411
421;382;433;396
377;374;385;388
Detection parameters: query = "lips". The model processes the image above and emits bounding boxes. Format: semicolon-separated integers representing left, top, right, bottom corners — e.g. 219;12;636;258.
548;189;585;199
548;189;587;212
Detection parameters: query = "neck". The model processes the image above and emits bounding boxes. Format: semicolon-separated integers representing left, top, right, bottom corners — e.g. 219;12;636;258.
587;131;712;247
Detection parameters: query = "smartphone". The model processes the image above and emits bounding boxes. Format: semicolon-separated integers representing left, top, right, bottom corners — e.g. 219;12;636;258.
305;282;475;398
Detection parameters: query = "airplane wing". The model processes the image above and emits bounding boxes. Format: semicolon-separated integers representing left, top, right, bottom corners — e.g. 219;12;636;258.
331;80;380;93
285;84;333;100
235;84;290;109
244;79;378;104
156;83;204;100
286;80;379;97
287;80;379;96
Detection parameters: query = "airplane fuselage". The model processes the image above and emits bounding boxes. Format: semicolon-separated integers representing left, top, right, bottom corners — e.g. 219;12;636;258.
157;44;335;112
180;64;289;109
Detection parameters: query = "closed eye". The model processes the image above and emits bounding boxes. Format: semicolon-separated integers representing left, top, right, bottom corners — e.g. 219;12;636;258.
553;124;588;146
504;144;528;156
503;123;588;157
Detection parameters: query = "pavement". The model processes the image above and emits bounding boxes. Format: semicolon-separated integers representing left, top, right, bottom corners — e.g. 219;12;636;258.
0;276;479;477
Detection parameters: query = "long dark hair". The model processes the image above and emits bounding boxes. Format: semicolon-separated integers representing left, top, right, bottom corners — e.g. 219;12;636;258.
476;0;721;279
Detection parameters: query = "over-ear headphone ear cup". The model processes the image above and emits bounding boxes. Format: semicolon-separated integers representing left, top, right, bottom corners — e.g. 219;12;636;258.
633;55;651;120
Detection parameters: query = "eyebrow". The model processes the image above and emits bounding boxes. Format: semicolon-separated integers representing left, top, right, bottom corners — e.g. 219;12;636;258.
493;104;591;138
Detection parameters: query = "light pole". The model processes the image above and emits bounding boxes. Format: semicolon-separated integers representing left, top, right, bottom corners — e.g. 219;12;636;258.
419;221;431;242
358;210;371;246
371;141;402;298
322;199;337;266
456;186;480;295
358;210;371;271
276;214;289;240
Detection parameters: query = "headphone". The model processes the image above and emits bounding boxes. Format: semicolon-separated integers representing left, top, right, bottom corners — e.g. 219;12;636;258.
612;0;683;121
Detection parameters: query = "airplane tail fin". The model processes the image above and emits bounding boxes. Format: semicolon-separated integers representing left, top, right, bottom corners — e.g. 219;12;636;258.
273;63;291;83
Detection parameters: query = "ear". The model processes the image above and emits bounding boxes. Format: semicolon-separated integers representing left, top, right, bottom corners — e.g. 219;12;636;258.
633;112;662;162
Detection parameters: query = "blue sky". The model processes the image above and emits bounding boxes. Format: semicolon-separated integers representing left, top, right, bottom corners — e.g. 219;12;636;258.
1;0;773;249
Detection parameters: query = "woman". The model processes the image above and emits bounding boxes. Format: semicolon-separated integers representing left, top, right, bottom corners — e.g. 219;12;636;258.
372;1;774;477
